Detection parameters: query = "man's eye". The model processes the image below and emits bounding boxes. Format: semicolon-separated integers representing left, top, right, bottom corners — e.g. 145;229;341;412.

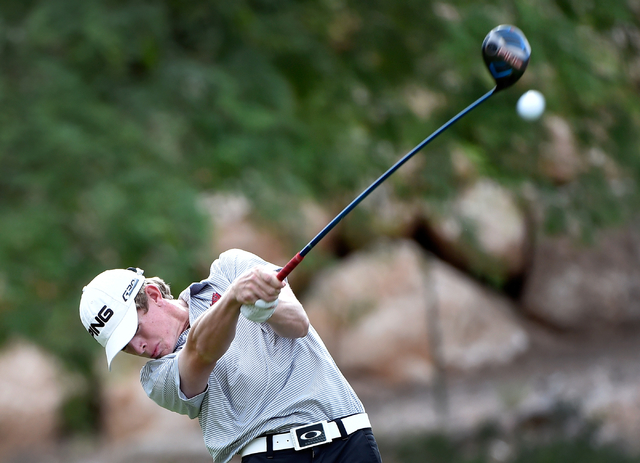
122;325;141;352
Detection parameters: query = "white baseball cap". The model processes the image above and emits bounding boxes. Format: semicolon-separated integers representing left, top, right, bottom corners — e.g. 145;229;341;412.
79;268;145;369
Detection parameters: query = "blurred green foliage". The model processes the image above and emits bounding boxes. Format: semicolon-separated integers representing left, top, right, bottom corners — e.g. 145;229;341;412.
1;0;640;430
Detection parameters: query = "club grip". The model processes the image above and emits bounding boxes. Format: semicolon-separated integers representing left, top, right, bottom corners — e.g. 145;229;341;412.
277;253;304;281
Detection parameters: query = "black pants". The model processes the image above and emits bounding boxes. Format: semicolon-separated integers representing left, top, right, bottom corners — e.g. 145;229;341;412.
241;429;383;462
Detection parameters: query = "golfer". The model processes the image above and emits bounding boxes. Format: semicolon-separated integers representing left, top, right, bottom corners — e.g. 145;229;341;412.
80;248;382;463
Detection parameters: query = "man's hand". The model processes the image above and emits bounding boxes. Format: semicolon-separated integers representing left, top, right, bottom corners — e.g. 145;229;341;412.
231;266;285;306
236;266;285;323
234;267;308;337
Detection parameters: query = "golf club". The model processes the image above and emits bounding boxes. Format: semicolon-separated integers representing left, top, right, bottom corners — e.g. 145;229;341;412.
275;24;531;282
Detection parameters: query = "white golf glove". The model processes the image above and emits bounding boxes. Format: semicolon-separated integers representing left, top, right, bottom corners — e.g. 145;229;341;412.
241;298;279;323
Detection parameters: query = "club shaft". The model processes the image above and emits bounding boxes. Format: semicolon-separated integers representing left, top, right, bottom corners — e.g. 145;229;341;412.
276;86;497;281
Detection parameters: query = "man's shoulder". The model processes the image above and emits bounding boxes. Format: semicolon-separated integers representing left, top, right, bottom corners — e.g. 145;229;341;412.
217;248;260;264
188;281;210;298
211;249;269;276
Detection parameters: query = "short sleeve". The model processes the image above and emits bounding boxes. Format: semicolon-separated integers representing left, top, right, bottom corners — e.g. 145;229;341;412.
140;352;207;419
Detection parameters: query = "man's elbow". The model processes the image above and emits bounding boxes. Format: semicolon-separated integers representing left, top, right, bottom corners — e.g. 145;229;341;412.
296;317;310;338
284;314;310;338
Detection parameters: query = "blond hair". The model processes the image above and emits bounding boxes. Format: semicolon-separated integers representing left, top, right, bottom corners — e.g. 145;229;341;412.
134;277;174;313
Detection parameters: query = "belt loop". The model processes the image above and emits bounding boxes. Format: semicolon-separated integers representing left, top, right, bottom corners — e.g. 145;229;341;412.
266;435;274;459
334;418;348;440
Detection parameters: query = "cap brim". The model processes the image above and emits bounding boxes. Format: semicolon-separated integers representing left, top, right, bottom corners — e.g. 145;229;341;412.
104;303;139;370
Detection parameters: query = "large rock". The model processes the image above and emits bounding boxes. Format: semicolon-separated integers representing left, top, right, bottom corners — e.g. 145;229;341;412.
100;356;210;462
0;339;71;459
521;226;640;329
433;256;529;370
424;179;529;283
539;116;584;184
364;333;640;454
199;193;288;266
302;240;529;386
199;192;337;287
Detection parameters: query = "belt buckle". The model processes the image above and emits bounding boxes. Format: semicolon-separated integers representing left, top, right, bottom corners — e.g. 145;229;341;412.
290;421;332;451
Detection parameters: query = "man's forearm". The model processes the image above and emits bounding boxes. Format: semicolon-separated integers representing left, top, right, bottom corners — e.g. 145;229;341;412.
266;285;309;338
178;265;285;398
179;294;241;398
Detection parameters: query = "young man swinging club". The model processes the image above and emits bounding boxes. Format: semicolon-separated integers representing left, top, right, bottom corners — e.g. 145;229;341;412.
79;248;383;463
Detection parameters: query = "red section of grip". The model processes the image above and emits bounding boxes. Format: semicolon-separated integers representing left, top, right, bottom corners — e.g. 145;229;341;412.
277;253;304;281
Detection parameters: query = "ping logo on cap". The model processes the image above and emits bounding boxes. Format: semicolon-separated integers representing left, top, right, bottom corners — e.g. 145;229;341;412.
88;305;114;338
122;277;140;302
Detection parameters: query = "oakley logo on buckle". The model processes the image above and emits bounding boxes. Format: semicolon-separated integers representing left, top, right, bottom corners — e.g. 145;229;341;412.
291;421;332;451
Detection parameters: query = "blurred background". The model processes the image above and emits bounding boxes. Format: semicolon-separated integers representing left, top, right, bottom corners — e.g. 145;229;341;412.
3;0;640;462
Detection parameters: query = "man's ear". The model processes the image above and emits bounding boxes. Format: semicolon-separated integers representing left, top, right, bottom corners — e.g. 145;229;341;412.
145;284;163;304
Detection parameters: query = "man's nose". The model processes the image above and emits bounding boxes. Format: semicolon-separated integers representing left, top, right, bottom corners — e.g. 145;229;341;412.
131;337;147;355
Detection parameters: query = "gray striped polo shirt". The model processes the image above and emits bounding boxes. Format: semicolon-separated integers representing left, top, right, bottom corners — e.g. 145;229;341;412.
140;249;365;463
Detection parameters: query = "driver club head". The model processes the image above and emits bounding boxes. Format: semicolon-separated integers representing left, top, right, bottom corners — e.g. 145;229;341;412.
482;25;531;91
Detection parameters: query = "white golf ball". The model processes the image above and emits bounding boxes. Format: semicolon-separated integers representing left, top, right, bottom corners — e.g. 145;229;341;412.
516;90;546;121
